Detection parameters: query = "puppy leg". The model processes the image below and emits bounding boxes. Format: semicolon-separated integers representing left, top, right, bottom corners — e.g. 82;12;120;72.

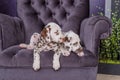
33;49;40;71
62;50;70;56
53;53;61;70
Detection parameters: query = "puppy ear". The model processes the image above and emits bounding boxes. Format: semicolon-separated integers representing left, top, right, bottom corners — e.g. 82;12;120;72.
62;37;69;42
41;28;48;39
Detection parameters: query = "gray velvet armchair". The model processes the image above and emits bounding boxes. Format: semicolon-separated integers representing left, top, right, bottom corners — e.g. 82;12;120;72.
0;0;112;80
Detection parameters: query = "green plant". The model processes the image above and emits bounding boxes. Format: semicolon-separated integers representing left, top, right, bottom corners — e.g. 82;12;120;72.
100;14;120;62
99;0;120;64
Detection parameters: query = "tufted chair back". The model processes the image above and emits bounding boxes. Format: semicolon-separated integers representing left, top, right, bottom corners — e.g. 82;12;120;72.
17;0;89;43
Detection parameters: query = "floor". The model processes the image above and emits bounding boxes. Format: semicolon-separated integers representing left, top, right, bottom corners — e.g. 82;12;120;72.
97;74;120;80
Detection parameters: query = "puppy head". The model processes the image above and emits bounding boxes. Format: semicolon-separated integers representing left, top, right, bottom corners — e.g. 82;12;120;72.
45;22;64;43
63;30;82;52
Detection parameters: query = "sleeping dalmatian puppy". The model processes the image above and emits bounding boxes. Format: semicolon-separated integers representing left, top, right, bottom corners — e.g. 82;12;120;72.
63;30;84;57
19;22;84;71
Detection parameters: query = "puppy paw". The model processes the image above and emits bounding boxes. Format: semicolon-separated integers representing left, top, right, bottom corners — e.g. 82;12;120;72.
62;51;70;56
77;51;84;57
53;61;60;70
63;52;70;56
33;63;40;71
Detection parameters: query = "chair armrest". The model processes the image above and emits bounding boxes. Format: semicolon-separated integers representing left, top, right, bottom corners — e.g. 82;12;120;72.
0;14;25;51
80;16;112;55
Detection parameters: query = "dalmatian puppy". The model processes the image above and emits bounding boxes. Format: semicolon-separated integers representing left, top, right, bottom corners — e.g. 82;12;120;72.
63;30;84;57
32;22;67;71
19;22;84;71
30;22;69;71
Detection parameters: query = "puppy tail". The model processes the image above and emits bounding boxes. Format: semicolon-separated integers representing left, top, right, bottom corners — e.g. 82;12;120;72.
19;43;28;48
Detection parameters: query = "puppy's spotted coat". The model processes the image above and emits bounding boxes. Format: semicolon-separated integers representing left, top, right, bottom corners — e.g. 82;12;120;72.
19;22;84;71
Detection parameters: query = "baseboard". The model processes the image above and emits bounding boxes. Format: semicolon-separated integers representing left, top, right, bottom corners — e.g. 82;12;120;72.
98;63;120;75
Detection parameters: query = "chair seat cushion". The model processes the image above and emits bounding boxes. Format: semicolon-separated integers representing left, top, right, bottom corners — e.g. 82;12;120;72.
0;45;98;68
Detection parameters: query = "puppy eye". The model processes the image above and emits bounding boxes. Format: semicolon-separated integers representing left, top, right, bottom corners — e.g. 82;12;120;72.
73;42;78;46
54;30;59;35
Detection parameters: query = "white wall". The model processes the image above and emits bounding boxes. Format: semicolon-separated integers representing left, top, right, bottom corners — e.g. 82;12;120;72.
105;0;112;18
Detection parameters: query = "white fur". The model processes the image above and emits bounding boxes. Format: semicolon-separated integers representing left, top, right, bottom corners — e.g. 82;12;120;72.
64;31;84;56
45;22;64;43
19;22;84;71
33;50;40;71
53;53;61;70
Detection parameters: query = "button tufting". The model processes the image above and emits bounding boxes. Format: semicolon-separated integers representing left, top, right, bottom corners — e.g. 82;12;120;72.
57;1;60;5
37;12;41;15
61;1;63;5
71;0;74;5
31;1;34;5
25;0;31;5
52;13;55;18
53;12;55;16
63;12;69;19
48;12;52;18
42;1;46;5
32;12;38;16
71;0;74;3
67;13;70;16
46;2;48;5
